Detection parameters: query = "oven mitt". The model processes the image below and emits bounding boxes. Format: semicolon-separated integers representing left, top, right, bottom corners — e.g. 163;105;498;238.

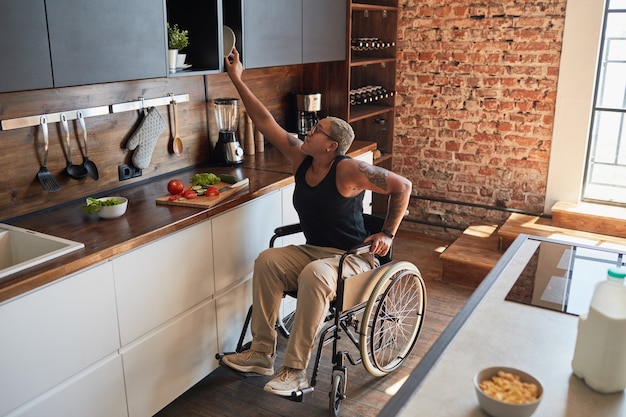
126;106;167;169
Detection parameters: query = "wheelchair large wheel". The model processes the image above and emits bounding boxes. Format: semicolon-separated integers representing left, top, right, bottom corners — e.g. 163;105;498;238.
359;261;426;377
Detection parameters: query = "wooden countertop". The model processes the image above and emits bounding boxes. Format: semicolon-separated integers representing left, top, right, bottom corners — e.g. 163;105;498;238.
0;142;376;303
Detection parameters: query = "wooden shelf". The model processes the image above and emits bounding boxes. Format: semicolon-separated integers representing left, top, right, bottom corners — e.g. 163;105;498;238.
349;104;394;122
350;56;395;67
352;3;398;11
347;0;397;168
374;152;392;165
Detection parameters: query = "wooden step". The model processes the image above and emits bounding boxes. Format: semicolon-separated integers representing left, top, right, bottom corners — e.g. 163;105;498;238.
551;201;626;238
440;223;502;289
498;212;626;251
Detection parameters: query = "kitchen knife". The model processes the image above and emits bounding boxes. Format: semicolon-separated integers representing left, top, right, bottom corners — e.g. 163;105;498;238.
218;178;249;193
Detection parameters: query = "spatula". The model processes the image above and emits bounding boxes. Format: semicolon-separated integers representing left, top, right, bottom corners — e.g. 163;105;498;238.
36;115;61;192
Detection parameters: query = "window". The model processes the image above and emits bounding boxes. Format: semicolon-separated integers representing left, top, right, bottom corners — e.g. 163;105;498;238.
583;0;626;205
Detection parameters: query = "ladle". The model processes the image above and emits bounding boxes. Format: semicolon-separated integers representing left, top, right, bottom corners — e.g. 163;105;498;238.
172;99;183;156
61;113;87;179
77;111;99;179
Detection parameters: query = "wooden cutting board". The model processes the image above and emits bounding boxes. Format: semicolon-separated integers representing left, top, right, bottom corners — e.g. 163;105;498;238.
156;181;248;208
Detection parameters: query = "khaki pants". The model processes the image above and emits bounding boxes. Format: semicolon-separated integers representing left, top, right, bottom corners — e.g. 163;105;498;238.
250;244;375;370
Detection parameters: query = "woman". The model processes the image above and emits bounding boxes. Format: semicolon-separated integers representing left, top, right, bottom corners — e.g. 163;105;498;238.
221;48;412;397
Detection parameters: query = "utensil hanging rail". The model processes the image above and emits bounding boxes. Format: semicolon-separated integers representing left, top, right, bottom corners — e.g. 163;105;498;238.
1;105;110;131
111;94;189;114
0;93;189;131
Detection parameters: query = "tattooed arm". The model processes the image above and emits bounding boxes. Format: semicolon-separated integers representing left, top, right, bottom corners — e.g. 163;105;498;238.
337;159;412;255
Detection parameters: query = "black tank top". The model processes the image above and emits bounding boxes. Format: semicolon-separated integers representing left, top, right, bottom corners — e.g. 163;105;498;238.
293;155;367;250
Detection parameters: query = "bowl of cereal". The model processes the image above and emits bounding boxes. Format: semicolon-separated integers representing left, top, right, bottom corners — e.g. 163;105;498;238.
474;367;543;417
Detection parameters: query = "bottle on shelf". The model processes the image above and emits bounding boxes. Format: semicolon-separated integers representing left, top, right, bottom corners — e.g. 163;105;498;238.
571;266;626;393
350;37;394;51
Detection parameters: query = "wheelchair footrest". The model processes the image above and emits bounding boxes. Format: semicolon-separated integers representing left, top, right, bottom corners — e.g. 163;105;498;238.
288;386;315;402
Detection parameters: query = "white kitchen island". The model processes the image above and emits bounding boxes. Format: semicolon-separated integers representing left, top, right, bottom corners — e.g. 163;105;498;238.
380;234;626;417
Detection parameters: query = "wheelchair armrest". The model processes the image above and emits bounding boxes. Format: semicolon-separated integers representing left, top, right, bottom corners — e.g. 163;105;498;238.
344;243;373;257
270;223;303;248
274;223;303;237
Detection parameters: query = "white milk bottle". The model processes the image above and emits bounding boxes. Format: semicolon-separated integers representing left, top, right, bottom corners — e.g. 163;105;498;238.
572;267;626;393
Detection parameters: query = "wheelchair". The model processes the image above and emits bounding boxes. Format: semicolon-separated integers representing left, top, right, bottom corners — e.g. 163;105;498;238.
217;214;426;416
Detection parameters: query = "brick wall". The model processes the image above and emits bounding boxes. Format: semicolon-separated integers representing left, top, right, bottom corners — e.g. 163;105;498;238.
395;0;567;236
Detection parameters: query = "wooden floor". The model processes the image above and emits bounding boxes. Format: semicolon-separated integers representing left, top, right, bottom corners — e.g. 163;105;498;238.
155;230;475;417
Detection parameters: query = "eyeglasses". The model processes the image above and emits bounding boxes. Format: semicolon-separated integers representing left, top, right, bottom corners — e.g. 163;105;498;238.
311;123;335;142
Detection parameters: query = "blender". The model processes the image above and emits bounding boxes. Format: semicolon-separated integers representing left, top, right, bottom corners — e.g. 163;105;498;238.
212;98;244;165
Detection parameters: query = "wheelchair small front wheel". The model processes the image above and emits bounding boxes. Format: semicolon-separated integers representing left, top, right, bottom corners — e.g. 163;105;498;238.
359;261;426;377
329;369;346;416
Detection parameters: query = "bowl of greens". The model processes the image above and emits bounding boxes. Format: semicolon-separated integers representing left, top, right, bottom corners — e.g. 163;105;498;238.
83;196;128;219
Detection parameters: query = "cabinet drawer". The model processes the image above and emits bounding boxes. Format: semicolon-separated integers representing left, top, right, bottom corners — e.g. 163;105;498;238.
113;220;214;345
212;191;282;293
0;262;119;416
215;279;252;353
121;299;218;417
8;354;127;417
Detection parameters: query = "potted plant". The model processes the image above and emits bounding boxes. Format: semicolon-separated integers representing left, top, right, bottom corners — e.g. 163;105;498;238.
167;23;189;71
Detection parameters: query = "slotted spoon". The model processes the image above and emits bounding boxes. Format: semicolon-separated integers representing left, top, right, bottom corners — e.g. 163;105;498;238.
36;115;61;192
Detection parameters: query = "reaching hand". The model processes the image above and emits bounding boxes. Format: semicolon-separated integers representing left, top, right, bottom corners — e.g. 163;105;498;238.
224;48;243;81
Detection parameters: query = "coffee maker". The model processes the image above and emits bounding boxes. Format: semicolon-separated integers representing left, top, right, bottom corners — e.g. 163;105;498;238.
212;98;244;165
296;93;321;139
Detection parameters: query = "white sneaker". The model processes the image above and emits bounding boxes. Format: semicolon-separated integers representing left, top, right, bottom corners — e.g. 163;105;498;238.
263;366;309;396
222;350;274;376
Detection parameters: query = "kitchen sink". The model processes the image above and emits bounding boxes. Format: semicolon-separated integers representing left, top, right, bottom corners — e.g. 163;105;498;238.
0;223;84;280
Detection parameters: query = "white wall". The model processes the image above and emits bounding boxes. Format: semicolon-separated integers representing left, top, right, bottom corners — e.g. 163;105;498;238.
544;0;606;213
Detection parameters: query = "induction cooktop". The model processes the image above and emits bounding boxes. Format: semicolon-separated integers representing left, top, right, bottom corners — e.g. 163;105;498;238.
505;239;626;315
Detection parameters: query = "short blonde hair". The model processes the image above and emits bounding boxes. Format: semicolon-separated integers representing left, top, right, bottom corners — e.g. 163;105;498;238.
325;116;355;155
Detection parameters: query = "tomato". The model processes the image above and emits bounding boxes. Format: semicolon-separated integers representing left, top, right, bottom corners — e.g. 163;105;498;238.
168;195;180;202
167;179;184;195
182;189;198;199
206;187;220;197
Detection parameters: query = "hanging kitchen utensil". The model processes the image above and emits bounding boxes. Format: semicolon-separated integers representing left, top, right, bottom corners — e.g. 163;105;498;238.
172;99;183;156
77;110;99;179
36;115;62;192
126;106;167;169
61;113;87;179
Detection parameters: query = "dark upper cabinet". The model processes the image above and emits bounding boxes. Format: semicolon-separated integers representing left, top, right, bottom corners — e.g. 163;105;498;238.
0;1;54;93
224;0;346;70
302;0;346;64
46;0;167;87
242;0;302;69
0;0;167;93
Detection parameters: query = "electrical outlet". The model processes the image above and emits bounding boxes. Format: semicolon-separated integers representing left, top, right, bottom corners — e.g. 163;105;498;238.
118;164;142;181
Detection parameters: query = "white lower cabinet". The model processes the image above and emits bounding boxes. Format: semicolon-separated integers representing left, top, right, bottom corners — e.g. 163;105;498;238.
215;278;252;353
7;354;127;417
212;191;282;293
354;151;373;214
280;183;306;246
0;262;122;416
121;298;218;417
113;219;214;345
0;185;306;417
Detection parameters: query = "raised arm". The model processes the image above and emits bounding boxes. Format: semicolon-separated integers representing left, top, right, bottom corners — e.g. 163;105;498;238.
224;49;305;173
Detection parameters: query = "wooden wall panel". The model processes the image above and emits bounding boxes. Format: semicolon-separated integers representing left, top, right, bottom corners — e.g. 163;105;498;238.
0;66;304;221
